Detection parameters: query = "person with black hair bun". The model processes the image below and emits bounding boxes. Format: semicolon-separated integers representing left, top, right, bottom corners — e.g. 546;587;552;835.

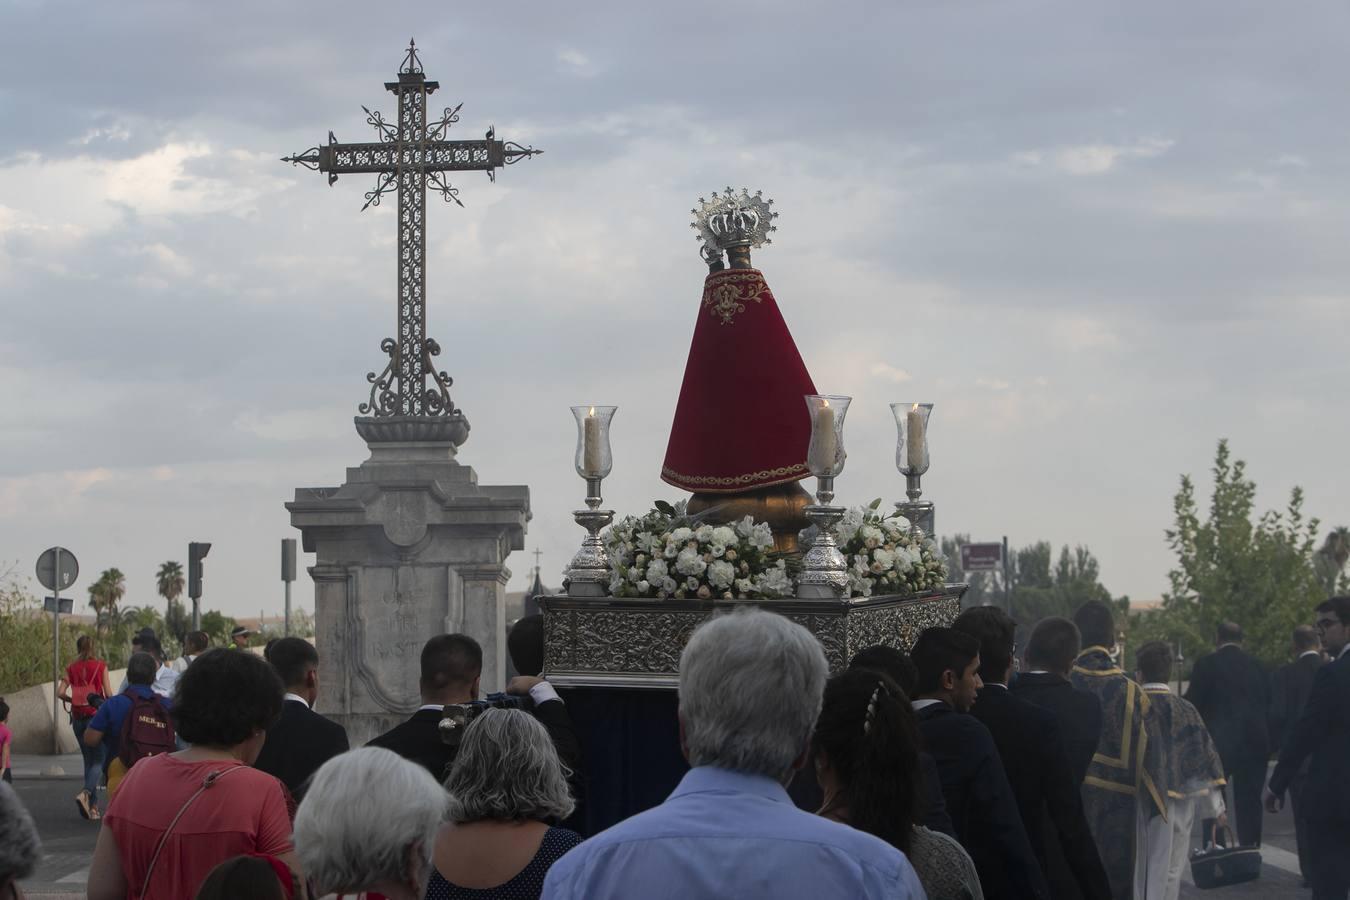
86;648;298;900
814;668;982;900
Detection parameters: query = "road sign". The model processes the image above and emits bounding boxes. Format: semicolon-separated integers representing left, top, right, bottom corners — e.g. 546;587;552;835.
35;547;78;592
43;596;73;614
961;542;1003;571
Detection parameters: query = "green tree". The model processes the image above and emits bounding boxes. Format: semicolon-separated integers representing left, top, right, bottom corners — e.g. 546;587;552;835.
940;533;999;607
156;561;184;622
88;568;127;635
1150;440;1324;668
0;562;97;693
1008;542;1121;624
200;609;239;649
1314;526;1350;593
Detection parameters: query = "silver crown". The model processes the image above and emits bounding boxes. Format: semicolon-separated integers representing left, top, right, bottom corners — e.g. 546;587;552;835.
691;187;778;253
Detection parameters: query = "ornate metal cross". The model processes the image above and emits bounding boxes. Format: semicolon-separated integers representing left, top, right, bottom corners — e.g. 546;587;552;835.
283;40;540;419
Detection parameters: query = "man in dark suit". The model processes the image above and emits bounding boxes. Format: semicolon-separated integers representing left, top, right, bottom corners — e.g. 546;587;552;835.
1269;624;1326;882
912;627;1049;900
253;637;349;801
1011;616;1103;787
1185;621;1270;847
1265;596;1350;899
368;633;484;781
956;608;1110;900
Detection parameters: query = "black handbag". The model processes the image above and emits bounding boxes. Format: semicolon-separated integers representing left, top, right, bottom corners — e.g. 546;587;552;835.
1189;824;1261;889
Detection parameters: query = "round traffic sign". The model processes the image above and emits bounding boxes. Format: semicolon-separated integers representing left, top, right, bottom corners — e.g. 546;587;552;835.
35;547;79;592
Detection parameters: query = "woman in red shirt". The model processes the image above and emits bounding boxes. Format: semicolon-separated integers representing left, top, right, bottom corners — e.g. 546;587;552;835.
57;635;112;819
86;648;300;900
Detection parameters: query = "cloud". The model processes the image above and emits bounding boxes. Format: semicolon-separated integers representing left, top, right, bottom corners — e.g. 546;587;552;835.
0;0;1348;622
869;363;913;383
1051;315;1121;351
1016;137;1175;176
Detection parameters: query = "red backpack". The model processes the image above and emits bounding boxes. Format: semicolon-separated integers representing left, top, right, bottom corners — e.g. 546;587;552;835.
117;692;176;769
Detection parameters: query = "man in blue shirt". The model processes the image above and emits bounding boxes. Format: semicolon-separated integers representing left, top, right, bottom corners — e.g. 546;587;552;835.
84;652;169;798
542;609;924;900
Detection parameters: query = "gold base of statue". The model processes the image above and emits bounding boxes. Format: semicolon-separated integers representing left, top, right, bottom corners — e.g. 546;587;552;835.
687;481;813;555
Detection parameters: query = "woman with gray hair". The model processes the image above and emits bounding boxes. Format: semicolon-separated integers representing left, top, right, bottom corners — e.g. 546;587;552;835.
0;782;42;899
428;707;580;899
294;747;447;900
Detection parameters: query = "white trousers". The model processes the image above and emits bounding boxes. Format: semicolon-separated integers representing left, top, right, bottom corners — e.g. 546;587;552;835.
1136;791;1224;900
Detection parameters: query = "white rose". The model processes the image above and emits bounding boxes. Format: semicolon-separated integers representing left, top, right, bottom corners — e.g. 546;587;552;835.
734;577;754;594
661;576;678;593
676;547;707;576
709;560;736;589
628;567;642;583
671;527;693;543
750;523;775;551
711;526;737;547
637;579;650;593
736;515;757;538
695;525;714;543
686;576;701;592
709;543;727;559
873;548;895;569
837;507;865;543
646;559;669;583
663;541;679;559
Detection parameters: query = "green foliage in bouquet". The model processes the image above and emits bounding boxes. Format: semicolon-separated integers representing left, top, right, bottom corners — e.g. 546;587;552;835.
802;499;948;598
604;499;793;599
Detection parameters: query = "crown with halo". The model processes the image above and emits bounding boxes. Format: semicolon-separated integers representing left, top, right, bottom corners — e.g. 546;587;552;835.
691;188;778;256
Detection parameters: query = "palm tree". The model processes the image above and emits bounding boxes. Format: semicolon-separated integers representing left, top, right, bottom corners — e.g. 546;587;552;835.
88;568;127;634
156;561;184;621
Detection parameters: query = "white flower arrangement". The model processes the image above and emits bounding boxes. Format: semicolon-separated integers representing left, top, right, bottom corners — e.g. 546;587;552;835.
800;500;948;598
604;499;792;600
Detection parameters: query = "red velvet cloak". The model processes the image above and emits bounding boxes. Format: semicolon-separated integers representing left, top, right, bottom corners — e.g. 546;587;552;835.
661;267;817;493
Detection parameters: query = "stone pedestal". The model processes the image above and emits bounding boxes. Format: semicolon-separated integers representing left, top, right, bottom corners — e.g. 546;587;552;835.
287;422;529;745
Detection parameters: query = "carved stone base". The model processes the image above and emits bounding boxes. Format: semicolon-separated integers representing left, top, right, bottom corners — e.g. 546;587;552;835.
286;421;529;745
539;585;967;689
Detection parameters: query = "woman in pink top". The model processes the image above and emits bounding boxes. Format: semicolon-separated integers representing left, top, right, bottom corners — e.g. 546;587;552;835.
87;648;299;900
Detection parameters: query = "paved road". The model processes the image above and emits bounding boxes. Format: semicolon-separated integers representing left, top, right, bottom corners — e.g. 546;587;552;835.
10;754;1314;898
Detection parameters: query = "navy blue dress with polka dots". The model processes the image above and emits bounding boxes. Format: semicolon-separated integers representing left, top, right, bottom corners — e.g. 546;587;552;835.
425;826;583;900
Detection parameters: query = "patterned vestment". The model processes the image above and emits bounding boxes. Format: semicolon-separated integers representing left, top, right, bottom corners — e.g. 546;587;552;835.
1070;648;1165;900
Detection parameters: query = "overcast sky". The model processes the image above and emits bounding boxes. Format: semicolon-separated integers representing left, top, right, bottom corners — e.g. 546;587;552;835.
2;1;1347;621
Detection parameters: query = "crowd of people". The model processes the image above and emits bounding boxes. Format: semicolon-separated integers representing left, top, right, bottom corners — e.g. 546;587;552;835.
0;594;1346;899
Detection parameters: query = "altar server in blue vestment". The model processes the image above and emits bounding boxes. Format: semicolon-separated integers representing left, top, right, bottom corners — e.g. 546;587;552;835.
542;608;924;900
1070;601;1165;900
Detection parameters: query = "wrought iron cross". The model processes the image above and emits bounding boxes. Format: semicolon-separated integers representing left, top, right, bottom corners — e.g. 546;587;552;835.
283;40;540;418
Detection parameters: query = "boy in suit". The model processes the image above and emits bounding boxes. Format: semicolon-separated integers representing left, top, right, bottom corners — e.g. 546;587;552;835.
253;637;349;801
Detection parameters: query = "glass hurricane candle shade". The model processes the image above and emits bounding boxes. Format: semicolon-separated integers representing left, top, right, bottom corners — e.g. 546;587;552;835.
805;395;851;478
572;406;617;480
891;402;933;476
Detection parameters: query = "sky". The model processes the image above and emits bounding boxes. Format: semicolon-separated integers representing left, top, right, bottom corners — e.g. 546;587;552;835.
1;1;1347;619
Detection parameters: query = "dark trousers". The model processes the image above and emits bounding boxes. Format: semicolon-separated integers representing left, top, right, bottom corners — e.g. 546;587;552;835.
1204;756;1267;847
1308;823;1350;900
1290;772;1313;881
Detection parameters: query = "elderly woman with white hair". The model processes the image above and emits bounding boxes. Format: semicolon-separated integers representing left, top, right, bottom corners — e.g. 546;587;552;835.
0;782;42;900
294;747;448;900
428;707;581;899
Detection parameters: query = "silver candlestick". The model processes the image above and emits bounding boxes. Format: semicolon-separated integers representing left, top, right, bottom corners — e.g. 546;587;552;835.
798;475;849;598
798;395;851;599
566;477;615;597
566;405;617;597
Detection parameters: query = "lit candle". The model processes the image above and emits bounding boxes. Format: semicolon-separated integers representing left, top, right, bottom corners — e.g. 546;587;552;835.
583;407;601;475
906;405;926;471
810;399;837;473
